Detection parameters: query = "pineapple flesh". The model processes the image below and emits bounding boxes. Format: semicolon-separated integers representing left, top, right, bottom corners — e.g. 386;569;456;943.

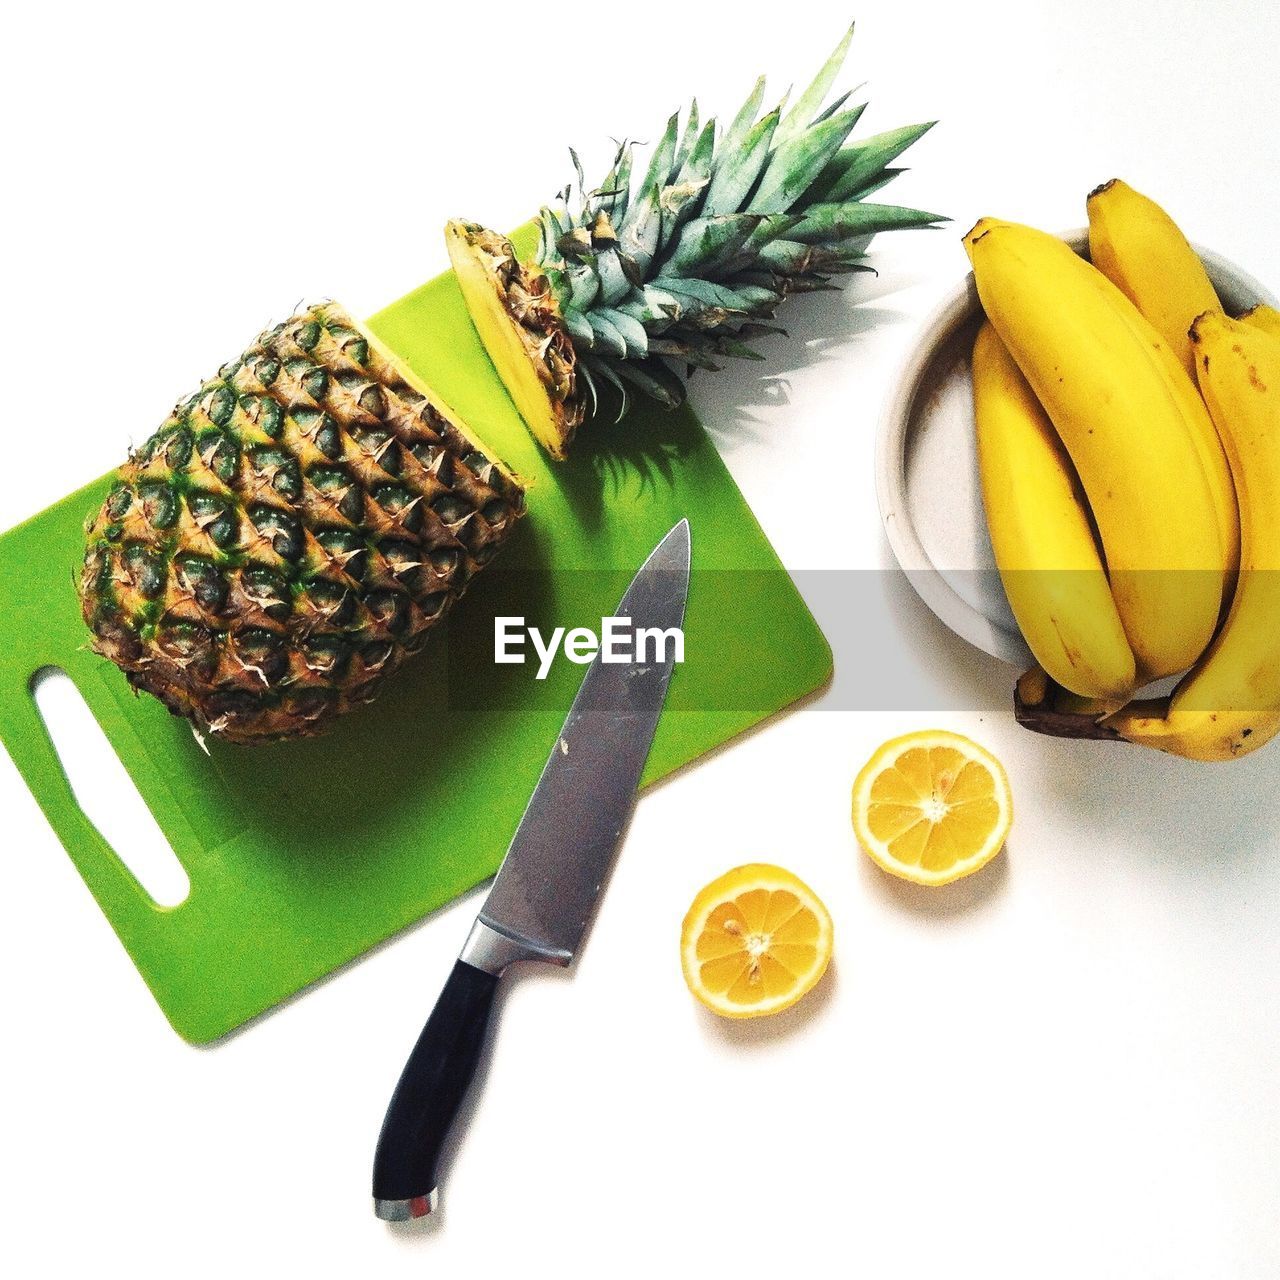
79;302;524;745
450;25;943;456
446;221;582;459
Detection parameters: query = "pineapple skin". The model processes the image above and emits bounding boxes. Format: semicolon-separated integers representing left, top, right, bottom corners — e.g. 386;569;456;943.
79;303;524;745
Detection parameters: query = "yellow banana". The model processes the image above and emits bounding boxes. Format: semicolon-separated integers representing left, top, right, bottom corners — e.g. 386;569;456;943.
1072;239;1238;585
1240;302;1280;342
964;219;1225;681
1086;178;1220;377
972;323;1136;700
1107;312;1280;760
1083;181;1238;581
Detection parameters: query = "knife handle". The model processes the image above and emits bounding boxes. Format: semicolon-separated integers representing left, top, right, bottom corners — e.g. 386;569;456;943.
372;959;500;1219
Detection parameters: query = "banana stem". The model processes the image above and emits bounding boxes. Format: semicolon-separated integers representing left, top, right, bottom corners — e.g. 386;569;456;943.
1013;669;1128;741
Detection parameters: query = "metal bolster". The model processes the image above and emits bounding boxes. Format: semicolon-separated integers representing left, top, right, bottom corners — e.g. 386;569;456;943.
459;918;574;975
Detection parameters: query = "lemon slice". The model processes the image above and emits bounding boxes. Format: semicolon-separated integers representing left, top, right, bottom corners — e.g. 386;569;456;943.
852;730;1012;886
680;864;833;1019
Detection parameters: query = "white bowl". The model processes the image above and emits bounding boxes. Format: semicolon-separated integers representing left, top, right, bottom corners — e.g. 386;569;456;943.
876;229;1278;665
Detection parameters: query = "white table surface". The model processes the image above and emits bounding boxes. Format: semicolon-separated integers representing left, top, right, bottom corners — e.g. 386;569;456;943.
3;2;1278;1275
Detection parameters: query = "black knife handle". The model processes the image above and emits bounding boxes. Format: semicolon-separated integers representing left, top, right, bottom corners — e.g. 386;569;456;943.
372;959;500;1218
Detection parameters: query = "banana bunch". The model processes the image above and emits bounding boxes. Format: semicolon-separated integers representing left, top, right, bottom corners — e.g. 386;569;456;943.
967;180;1280;762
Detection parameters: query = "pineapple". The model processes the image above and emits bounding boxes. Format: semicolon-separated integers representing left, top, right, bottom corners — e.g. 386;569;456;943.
447;25;942;458
80;28;938;745
79;303;524;745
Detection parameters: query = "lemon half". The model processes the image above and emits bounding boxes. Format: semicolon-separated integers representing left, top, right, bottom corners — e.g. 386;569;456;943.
680;864;834;1019
852;730;1012;886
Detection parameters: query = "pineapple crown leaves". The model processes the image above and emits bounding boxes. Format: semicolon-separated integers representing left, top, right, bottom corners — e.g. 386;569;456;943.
531;23;944;417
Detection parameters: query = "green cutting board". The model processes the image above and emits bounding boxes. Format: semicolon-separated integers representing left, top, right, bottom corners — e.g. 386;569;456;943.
0;227;831;1043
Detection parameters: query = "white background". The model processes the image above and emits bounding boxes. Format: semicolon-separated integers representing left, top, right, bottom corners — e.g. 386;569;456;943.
3;2;1279;1275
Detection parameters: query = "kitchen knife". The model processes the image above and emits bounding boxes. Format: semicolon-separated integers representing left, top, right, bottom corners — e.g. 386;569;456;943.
372;518;691;1220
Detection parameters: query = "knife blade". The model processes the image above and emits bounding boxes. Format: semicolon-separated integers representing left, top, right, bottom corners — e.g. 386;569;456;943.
372;518;691;1221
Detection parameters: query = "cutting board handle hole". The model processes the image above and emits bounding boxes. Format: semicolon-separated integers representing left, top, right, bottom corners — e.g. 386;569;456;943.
31;668;190;908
